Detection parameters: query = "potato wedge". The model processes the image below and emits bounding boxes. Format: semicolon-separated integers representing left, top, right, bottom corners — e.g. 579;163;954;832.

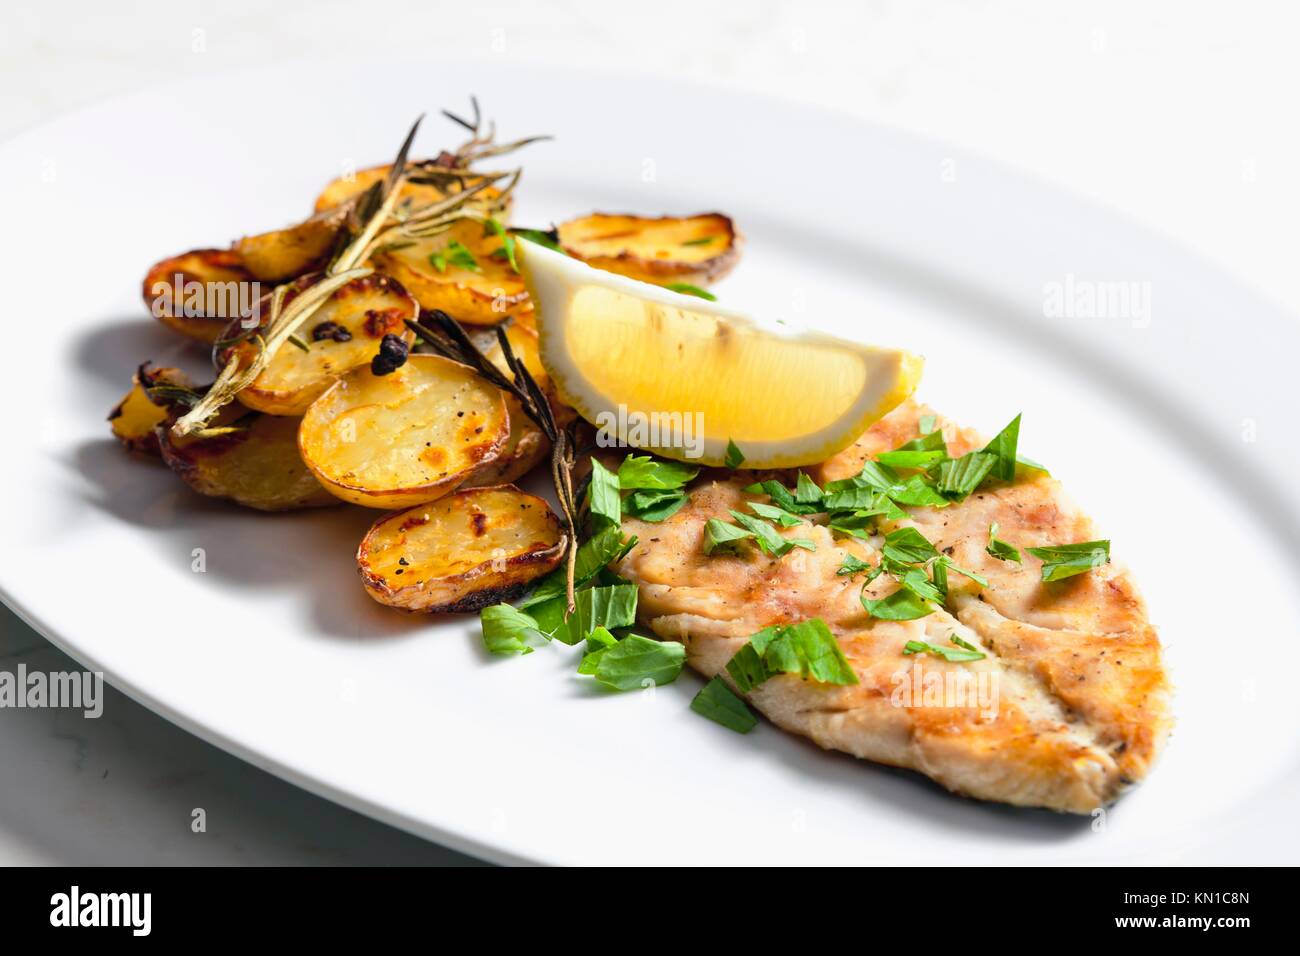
158;410;340;512
556;212;740;286
235;207;347;282
218;273;418;416
299;354;510;509
143;248;260;343
357;486;566;612
108;365;196;456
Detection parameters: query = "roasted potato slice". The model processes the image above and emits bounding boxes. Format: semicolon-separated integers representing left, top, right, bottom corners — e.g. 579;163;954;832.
235;207;348;282
299;354;510;509
108;365;196;456
315;164;524;323
556;213;740;286
158;409;339;512
375;226;529;325
463;325;551;486
313;163;510;220
218;273;417;416
357;485;566;612
143;248;259;343
460;394;548;487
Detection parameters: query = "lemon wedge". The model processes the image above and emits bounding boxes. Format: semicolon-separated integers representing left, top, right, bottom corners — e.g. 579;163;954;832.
519;240;923;468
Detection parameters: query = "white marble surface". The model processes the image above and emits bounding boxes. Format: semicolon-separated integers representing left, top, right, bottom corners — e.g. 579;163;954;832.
2;0;1296;865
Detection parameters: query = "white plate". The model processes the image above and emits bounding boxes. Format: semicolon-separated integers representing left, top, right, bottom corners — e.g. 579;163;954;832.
2;61;1298;866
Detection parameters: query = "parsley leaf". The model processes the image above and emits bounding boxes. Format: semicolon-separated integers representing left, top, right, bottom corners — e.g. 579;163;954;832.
511;228;564;253
703;518;753;554
986;522;1022;563
862;587;936;621
877;449;947;469
580;633;685;690
430;240;480;274
486;218;519;273
903;636;985;662
743;479;819;515
795;472;824;505
520;526;633;608
729;510;815;557
748;501;802;527
898;566;944;604
552;584;638;646
981;414;1022;482
623;488;687;522
617;455;699;490
836;553;873;577
935;451;996;499
480;604;547;656
934;555;989;588
665;282;716;301
726;619;858;692
881;526;941;565
691;677;757;733
587;458;621;526
1026;540;1110;582
724;439;745;469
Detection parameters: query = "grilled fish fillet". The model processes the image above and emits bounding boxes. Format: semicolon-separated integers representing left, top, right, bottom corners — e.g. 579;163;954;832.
616;401;1171;813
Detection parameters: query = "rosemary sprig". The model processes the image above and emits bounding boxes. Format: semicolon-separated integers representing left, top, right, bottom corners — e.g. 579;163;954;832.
408;311;581;611
169;107;546;439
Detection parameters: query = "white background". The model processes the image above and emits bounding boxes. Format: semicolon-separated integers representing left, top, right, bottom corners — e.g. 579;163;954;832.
1;0;1295;865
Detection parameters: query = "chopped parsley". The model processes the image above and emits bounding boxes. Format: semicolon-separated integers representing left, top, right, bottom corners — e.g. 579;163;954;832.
703;518;753;555
617;455;699;490
579;632;685;690
986;522;1022;563
510;227;564;253
690;677;757;733
903;635;986;662
551;583;638;646
1026;540;1111;582
726;619;858;693
485;218;519;273
665;282;716;301
836;553;873;577
480;604;548;656
587;458;622;526
429;239;480;273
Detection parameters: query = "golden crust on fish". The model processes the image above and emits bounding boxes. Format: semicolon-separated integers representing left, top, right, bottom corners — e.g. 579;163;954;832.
616;400;1170;813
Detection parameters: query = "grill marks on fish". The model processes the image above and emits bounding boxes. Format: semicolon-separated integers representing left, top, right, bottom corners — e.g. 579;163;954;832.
617;401;1170;813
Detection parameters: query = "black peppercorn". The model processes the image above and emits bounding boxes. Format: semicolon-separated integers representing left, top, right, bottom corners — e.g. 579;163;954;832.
371;334;409;375
312;320;352;342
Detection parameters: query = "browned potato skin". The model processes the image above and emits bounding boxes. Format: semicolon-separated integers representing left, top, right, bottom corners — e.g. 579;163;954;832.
461;395;549;487
357;486;566;612
235;207;347;282
556;212;741;286
108;365;195;457
463;324;552;486
143;248;260;343
218;273;417;416
158;410;340;512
